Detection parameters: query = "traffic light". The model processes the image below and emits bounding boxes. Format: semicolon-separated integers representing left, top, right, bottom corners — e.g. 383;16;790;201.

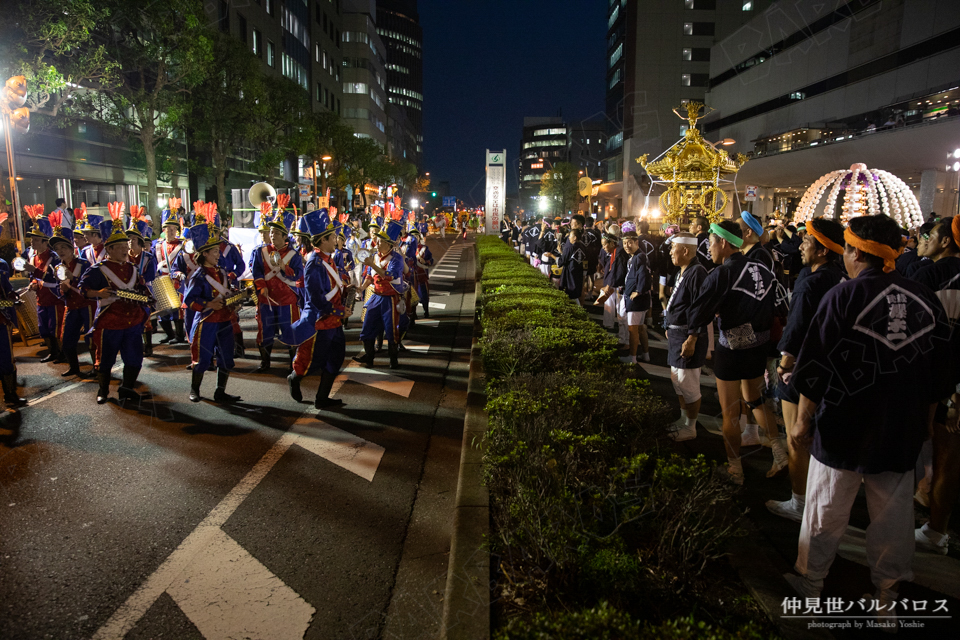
431;192;437;197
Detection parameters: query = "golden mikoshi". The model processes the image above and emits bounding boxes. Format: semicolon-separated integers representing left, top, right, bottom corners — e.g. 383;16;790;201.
638;102;748;224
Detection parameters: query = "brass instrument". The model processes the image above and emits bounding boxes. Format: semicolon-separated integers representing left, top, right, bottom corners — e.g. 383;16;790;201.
248;182;277;207
12;257;27;272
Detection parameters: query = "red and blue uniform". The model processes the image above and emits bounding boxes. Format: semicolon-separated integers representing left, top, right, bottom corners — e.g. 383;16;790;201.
29;248;65;340
0;262;17;375
78;261;149;374
287;250;347;377
359;250;409;344
251;244;303;349
54;255;93;358
183;266;236;374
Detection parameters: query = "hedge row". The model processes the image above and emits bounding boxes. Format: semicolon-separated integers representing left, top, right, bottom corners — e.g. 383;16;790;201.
475;237;769;638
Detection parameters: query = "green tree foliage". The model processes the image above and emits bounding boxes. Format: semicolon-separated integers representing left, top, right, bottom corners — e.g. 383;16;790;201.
189;33;264;218
246;74;310;184
539;161;580;216
0;0;119;117
68;0;213;214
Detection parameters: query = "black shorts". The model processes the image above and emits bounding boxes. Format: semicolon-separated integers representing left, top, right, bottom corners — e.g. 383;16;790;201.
776;377;800;404
713;342;768;382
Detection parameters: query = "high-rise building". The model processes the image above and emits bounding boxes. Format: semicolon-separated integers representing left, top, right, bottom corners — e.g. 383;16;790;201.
376;0;424;167
342;0;389;146
603;0;773;218
519;117;569;215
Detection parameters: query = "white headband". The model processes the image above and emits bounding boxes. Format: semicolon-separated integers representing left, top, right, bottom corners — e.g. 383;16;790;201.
673;237;698;246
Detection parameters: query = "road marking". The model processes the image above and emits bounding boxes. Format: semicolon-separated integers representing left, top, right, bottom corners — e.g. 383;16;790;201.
331;360;414;398
432;273;455;279
26;364;123;407
428;302;446;309
290;416;386;482
93;414;386;639
416;319;440;328
167;528;315;640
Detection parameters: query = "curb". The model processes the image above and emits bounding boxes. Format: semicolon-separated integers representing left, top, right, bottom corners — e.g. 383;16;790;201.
441;251;490;640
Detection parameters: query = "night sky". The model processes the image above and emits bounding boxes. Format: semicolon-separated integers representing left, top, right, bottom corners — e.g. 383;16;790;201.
418;1;606;206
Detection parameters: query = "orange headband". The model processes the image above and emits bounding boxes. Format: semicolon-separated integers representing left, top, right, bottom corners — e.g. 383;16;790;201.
953;216;960;249
844;227;902;273
808;225;843;255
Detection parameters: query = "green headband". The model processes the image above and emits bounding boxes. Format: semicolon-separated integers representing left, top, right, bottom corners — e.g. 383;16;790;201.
709;223;743;249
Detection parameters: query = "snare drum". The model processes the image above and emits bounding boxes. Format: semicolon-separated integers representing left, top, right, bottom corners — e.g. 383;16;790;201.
149;275;182;315
359;285;375;322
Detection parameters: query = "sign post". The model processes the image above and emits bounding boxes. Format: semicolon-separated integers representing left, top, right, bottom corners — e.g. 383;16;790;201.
485;149;506;236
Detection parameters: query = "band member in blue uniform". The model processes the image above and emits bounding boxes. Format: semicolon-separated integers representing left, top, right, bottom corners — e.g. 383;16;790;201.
285;211;347;409
409;229;433;319
79;203;151;404
785;214;952;615
24;205;65;364
127;207;158;357
354;220;408;369
50;224;93;378
0;213;23;405
766;218;846;522
251;194;303;373
79;209;106;265
172;222;201;341
154;201;187;344
909;215;960;555
662;232;709;441
334;227;357;327
683;220;786;485
183;211;242;403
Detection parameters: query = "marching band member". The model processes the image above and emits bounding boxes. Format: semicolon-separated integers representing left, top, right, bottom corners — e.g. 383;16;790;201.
0;213;24;406
127;206;158;357
79;208;106;264
354;220;408;369
79;203;151;405
73;203;90;253
410;229;433;319
50;224;93;378
251;194;303;373
172;204;204;341
285;210;347;409
183;212;242;404
24;205;65;364
214;214;247;358
153;199;187;344
334;228;357;328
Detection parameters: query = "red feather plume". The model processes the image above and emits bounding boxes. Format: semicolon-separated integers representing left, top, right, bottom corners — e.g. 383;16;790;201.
75;202;87;223
24;204;44;220
48;209;63;227
0;213;8;226
276;193;291;211
107;201;125;221
259;202;273;217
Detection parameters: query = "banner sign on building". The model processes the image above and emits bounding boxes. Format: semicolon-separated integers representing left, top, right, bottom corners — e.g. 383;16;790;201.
485;149;506;236
745;185;758;202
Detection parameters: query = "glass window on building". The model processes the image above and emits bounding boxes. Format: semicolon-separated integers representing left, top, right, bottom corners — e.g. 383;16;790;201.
265;0;273;16
253;29;261;55
267;40;275;67
743;1;754;10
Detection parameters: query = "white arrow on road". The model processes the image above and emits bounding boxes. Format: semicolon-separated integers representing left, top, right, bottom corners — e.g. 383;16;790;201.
93;417;386;640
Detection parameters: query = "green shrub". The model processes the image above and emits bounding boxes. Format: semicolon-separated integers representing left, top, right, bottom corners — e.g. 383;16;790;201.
496;604;773;640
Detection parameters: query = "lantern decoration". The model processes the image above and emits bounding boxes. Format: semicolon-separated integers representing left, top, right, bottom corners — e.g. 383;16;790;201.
794;163;922;228
637;102;748;223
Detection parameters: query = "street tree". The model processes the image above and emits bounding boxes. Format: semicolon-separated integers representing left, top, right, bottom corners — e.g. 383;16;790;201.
69;0;212;213
539;161;580;216
339;136;384;212
0;0;119;118
188;33;264;220
247;74;310;184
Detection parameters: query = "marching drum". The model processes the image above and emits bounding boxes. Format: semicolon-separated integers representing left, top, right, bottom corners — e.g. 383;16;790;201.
359;284;375;322
149;275;182;316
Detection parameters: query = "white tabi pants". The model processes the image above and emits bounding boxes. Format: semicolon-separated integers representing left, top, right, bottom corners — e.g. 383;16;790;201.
603;290;618;329
616;294;629;344
796;457;915;593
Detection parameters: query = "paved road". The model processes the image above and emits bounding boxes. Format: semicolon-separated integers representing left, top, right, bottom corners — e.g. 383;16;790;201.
0;236;475;640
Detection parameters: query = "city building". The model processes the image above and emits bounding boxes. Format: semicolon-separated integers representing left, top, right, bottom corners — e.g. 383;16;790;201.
377;0;423;167
703;0;960;220
2;0;347;231
341;0;389;146
518;117;569;215
602;0;774;219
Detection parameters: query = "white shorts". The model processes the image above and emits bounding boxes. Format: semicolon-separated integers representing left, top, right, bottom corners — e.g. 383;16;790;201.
670;366;702;403
627;310;646;326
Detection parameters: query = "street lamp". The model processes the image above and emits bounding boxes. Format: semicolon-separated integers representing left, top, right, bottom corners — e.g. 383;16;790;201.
411;198;418;209
314;154;332;207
